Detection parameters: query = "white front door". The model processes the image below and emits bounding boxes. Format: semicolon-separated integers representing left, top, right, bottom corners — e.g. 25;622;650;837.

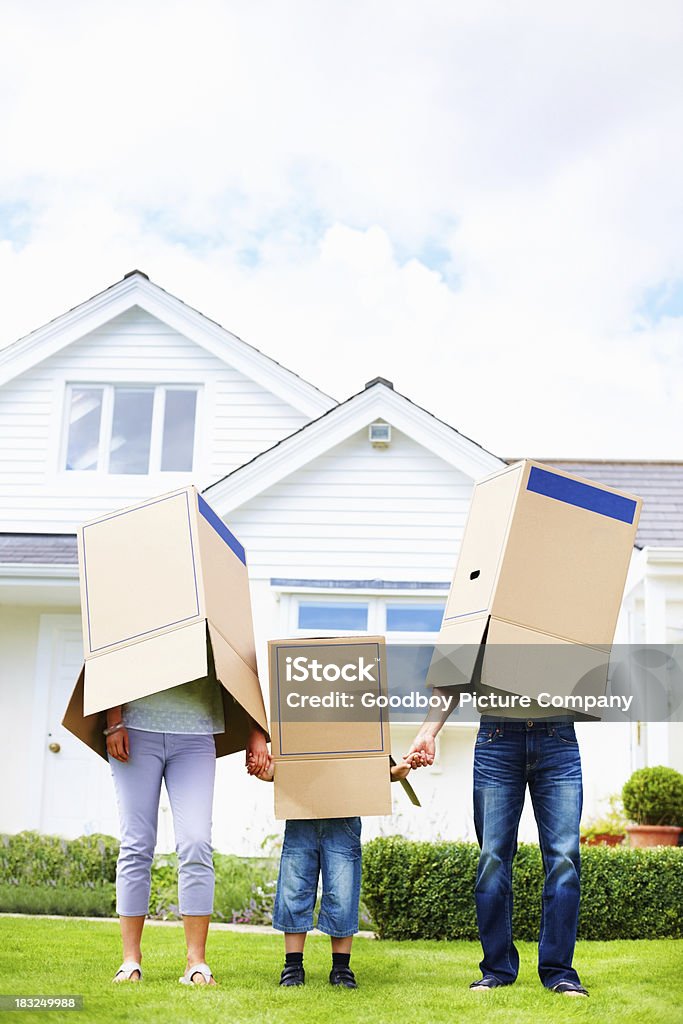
32;614;120;838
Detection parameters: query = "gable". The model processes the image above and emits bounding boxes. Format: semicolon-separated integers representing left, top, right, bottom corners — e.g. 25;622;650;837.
0;304;311;532
206;380;504;513
224;425;478;580
0;272;335;419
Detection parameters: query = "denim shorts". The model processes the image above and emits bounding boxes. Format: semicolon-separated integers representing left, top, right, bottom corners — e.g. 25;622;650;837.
272;817;362;937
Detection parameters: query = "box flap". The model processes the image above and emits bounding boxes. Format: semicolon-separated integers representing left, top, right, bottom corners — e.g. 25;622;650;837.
197;495;258;674
83;619;208;715
399;776;421;807
62;669;108;761
274;756;392;819
79;488;204;658
482;617;609;712
207;621;269;737
426;614;488;689
389;756;421;807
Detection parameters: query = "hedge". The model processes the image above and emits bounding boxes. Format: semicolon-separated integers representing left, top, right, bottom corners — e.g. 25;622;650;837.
0;832;118;917
0;832;277;922
362;837;683;941
0;832;119;889
5;831;682;940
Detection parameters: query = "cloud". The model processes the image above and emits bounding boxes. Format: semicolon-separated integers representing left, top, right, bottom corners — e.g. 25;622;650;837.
0;0;681;457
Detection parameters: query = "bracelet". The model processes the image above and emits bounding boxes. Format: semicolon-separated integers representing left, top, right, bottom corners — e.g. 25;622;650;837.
103;721;125;737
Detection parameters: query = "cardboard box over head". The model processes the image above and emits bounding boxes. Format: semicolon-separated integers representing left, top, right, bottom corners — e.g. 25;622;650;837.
428;461;642;711
268;636;419;819
62;486;269;759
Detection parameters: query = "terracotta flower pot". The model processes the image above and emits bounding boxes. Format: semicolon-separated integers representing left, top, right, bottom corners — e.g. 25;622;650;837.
626;825;683;848
581;833;625;847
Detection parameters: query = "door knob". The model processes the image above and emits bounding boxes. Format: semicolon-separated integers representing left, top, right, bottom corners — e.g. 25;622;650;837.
48;742;61;753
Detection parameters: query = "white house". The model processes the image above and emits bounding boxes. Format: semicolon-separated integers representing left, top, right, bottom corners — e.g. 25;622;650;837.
1;271;681;854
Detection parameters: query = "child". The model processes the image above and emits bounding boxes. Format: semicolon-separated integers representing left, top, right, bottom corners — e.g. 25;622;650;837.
252;754;414;988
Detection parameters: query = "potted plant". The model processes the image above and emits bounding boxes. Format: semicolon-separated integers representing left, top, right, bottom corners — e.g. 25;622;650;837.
622;766;683;847
580;795;627;846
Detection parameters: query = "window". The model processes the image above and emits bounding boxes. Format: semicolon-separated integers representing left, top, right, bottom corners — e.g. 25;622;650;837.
386;603;445;633
291;595;446;636
64;385;198;474
298;601;369;631
65;387;103;471
289;593;448;726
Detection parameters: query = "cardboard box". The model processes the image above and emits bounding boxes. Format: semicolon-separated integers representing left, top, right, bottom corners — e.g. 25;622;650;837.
268;636;418;819
62;486;269;759
428;460;642;705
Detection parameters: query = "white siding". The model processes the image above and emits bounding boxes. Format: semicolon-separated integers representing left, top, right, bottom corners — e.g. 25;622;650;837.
0;606;42;833
228;427;473;581
0;308;307;531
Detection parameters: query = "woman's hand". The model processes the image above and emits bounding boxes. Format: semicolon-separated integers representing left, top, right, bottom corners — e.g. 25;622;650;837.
106;726;130;762
245;725;269;776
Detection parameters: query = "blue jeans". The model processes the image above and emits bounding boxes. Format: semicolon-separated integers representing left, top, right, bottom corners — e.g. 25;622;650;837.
272;818;362;937
473;719;583;989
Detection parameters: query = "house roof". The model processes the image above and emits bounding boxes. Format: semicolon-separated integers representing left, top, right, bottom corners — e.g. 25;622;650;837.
0;534;78;564
530;460;683;549
0;270;336;418
1;459;681;566
203;377;505;510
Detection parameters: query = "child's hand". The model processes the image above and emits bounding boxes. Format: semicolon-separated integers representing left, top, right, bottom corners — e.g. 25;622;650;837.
390;757;412;781
405;746;431;769
253;754;275;782
246;725;269;776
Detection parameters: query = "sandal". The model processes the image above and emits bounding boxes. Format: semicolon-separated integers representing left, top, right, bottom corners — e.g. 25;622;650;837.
179;962;215;986
113;961;142;983
469;976;507;991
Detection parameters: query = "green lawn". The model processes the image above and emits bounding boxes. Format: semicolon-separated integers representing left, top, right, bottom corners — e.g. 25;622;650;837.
1;918;682;1024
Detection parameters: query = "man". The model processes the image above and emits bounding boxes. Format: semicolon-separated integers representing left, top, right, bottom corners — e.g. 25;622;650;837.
408;691;588;997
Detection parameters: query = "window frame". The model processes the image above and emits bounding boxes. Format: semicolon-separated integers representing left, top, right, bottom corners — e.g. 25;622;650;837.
284;592;446;641
60;382;201;477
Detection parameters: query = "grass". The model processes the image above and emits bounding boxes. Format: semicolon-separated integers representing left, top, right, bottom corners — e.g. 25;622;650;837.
1;917;682;1024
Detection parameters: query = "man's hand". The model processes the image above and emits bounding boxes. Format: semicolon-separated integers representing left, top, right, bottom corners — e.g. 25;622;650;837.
246;725;269;776
253;753;275;782
390;756;412;781
405;687;456;767
405;733;436;768
106;726;129;762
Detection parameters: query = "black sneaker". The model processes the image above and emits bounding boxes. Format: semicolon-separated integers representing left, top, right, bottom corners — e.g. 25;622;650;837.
279;964;305;987
551;982;589;997
329;965;358;989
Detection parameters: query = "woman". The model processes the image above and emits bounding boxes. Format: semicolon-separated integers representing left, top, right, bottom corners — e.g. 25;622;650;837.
105;676;268;984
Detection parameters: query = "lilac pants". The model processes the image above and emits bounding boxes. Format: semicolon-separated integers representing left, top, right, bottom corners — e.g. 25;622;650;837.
108;729;216;916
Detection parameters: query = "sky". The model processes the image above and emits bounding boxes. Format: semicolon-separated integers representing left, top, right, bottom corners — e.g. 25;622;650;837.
0;0;682;458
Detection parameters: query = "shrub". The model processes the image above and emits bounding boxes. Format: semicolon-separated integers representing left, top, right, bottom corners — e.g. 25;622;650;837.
213;853;277;923
362;836;683;941
0;883;115;917
580;794;628;843
0;832;118;888
0;832;278;922
0;832;118;917
622;766;683;826
148;851;278;922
